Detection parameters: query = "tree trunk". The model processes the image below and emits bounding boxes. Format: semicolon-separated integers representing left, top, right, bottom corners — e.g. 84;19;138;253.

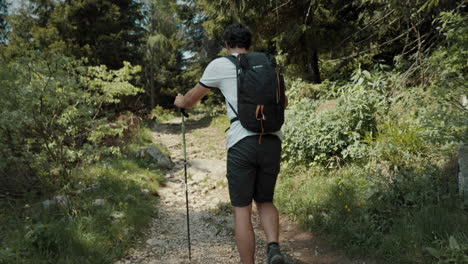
149;49;155;109
305;48;321;84
310;48;321;83
299;34;321;84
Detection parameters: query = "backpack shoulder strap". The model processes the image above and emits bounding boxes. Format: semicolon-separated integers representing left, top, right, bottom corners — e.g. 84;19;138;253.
224;55;240;117
223;55;240;127
262;52;277;67
224;55;237;66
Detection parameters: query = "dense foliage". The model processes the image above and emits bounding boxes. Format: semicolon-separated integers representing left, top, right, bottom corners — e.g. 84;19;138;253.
0;0;7;44
0;128;164;264
4;0;145;68
144;0;186;108
277;6;467;263
0;52;142;197
283;69;387;166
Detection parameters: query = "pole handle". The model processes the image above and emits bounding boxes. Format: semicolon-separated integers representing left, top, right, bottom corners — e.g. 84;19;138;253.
180;108;189;118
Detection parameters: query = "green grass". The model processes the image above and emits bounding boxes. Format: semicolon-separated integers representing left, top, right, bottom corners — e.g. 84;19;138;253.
0;125;166;264
124;124;170;157
151;105;176;122
276;164;468;264
209;114;229;133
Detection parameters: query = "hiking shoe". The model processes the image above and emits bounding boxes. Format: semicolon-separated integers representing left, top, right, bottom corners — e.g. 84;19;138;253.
267;243;285;264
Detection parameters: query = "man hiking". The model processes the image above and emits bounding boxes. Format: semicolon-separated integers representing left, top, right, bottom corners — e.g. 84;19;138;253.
174;24;287;264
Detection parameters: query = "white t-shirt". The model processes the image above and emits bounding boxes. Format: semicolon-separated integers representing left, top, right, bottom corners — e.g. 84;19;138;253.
199;53;283;150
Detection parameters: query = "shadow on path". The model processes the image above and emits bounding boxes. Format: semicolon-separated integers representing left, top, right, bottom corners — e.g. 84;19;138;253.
151;114;217;135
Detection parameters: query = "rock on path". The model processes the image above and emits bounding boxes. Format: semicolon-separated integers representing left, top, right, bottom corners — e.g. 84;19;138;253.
116;115;375;264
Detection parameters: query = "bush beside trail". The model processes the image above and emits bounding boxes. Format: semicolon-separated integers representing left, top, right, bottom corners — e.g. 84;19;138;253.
278;10;468;264
0;52;142;198
0;51;168;264
0;126;166;264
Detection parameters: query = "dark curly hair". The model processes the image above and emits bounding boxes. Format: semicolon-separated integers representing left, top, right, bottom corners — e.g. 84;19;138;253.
222;24;252;49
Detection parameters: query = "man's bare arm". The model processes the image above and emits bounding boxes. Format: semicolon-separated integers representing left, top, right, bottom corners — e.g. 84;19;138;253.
174;83;287;109
174;83;211;109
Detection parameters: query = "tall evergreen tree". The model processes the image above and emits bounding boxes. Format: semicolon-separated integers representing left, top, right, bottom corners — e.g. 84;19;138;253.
177;0;220;98
0;0;8;44
54;0;146;69
354;0;462;64
5;0;146;69
178;0;219;66
191;0;462;82
195;0;364;83
143;0;184;108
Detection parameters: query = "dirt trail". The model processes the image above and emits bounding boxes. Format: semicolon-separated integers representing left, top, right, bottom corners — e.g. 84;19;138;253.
116;114;373;264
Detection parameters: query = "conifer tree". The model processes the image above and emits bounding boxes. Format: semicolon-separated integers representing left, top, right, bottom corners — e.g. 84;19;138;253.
6;0;145;69
194;0;363;83
0;0;9;44
143;0;184;108
54;0;146;68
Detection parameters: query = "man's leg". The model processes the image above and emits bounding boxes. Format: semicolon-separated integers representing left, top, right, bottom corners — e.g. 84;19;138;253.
254;135;285;263
234;203;255;264
255;202;279;243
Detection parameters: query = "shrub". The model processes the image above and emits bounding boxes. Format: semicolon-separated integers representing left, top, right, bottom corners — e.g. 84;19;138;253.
283;69;388;166
150;105;175;122
285;77;329;105
0;152;164;264
276;162;468;263
419;9;467;144
0;52;142;196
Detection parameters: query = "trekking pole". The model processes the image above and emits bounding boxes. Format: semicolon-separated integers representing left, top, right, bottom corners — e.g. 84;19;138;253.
180;108;192;261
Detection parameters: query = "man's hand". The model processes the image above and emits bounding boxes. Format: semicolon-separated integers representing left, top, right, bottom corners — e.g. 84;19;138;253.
174;93;186;108
173;84;210;109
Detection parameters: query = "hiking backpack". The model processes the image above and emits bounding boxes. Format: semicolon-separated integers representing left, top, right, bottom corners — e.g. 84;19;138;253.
225;52;286;140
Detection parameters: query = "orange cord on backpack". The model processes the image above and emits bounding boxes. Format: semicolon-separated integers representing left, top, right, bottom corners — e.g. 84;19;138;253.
256;105;265;144
276;68;281;104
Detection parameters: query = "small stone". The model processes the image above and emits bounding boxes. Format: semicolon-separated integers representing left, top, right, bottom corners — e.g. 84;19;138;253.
78;183;100;193
111;211;124;219
42;199;55;208
136;146;174;169
54;195;69;205
209;198;220;208
124;194;136;202
142;189;150;194
146;238;165;247
86;183;100;191
92;199;106;206
43;195;70;208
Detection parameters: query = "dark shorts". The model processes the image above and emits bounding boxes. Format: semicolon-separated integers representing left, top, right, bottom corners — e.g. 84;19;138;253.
226;135;282;207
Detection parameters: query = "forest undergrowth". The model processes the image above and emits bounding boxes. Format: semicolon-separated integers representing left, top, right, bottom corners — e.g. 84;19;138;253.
0;126;165;264
276;10;467;264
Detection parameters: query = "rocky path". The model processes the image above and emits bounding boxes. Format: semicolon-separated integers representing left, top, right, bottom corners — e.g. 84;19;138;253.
116;114;374;264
